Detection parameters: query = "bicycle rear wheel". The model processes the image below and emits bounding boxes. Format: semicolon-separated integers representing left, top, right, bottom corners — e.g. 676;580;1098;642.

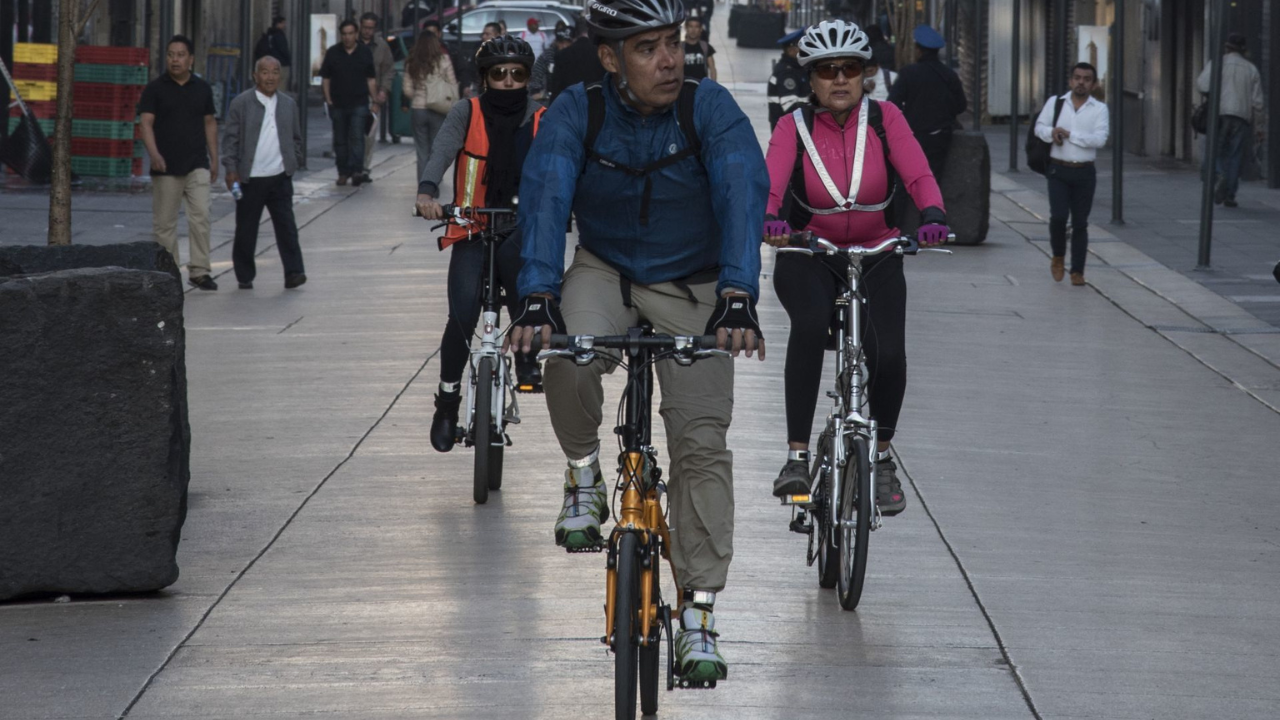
614;532;640;720
813;431;839;589
472;357;493;505
837;436;871;610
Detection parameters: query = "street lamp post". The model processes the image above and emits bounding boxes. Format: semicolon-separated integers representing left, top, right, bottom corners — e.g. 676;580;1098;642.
972;0;982;131
1197;0;1229;270
1111;0;1124;224
1009;0;1019;172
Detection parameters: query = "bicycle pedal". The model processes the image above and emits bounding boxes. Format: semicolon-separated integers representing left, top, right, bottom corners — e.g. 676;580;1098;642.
779;493;812;506
674;679;717;690
515;382;543;394
564;543;605;554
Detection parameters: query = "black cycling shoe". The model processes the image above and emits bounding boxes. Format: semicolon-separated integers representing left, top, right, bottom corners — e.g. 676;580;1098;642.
430;390;461;452
875;456;906;516
514;353;543;393
772;458;811;498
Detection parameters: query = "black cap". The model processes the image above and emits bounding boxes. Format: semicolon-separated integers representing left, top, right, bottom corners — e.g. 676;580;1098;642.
1226;32;1246;51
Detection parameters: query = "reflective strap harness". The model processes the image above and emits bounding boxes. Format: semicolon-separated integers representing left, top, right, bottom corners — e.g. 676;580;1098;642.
791;98;893;215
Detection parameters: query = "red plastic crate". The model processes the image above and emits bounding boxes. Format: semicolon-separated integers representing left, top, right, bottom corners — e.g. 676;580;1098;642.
13;62;58;82
75;45;149;66
9;100;57;119
73;101;138;121
132;157;143;176
74;82;143;105
71;137;135;158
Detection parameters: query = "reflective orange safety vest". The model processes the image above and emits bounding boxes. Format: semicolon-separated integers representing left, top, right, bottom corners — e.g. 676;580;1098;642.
441;97;547;249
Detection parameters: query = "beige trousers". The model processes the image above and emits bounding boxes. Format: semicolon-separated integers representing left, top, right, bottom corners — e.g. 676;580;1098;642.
152;168;212;278
544;248;736;592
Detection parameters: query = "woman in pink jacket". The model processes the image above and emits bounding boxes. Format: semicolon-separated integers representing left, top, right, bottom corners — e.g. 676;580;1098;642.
763;20;949;517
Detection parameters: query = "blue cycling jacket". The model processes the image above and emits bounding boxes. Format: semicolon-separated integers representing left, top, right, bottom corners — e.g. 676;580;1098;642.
517;76;769;301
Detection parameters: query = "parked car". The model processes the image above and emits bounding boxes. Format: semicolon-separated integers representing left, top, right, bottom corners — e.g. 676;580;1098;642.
445;1;584;61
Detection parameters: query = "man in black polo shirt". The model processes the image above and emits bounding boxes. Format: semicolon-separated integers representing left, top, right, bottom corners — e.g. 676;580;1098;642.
139;34;220;290
320;19;377;186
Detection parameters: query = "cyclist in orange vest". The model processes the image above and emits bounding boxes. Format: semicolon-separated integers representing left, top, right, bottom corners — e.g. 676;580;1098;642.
415;36;548;453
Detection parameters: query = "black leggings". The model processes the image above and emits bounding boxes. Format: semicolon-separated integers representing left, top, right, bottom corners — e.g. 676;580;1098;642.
773;251;907;444
439;230;524;385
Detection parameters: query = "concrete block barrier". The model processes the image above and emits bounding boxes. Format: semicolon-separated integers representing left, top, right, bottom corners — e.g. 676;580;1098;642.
0;264;190;600
896;131;991;245
0;240;180;279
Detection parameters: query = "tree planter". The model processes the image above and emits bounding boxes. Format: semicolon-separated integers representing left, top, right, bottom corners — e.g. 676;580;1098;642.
895;131;991;246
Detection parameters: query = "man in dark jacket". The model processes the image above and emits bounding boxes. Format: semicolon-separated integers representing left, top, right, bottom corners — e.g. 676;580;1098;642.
254;16;293;93
888;24;966;176
767;28;808;130
547;23;605;101
222;56;307;290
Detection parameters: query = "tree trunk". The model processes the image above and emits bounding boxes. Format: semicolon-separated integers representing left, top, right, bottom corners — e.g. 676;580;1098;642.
47;0;75;246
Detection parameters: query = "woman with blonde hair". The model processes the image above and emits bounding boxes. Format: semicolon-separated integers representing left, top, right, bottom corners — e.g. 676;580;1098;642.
403;31;457;179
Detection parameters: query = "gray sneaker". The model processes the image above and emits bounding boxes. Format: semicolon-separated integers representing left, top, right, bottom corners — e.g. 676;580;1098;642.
772;458;811;498
673;604;727;684
875;456;906;516
554;463;610;550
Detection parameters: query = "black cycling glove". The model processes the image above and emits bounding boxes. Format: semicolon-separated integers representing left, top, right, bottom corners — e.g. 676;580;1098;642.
704;294;763;339
511;295;566;334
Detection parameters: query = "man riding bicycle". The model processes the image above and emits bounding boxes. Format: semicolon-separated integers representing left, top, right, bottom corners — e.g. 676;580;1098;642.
762;20;949;516
508;0;768;685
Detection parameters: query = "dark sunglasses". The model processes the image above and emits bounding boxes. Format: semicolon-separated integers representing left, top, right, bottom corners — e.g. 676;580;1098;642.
487;66;529;83
812;61;865;80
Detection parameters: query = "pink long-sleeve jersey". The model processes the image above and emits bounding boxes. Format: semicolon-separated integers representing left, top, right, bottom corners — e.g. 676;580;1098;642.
765;100;944;247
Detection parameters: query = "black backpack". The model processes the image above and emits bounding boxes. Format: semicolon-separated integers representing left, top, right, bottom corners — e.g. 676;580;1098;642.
582;79;702;227
1025;96;1065;175
785;100;896;231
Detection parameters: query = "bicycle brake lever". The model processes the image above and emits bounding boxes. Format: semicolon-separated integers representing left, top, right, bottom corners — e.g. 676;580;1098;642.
536;350;575;361
693;349;732;359
919;247;954;254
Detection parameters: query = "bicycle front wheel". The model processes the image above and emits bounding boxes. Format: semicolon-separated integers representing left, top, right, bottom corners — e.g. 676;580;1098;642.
614;532;640;720
638;563;662;716
837;436;871;610
472;357;493;505
814;431;839;589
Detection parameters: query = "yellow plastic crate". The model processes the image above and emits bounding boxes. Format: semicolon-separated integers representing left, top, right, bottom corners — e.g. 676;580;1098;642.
9;80;56;102
14;43;58;64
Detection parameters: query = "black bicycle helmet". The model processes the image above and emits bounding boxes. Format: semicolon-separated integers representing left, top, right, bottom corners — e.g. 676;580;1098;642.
474;35;536;70
585;0;685;41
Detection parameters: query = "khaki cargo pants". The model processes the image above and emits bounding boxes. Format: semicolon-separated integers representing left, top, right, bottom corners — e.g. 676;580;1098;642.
544;248;735;592
152;168;212;279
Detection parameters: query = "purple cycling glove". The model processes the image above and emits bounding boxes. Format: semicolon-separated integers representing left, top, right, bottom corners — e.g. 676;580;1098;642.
763;216;791;239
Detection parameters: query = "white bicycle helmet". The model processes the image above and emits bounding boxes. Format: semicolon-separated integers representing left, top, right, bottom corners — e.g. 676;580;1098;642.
796;20;872;67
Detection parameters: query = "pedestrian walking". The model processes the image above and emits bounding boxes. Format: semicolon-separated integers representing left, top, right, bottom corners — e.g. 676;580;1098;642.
139;35;219;291
359;12;395;179
530;26;573;104
253;16;293;93
862;56;896;102
864;24;894;71
424;19;481;98
520;17;549;57
1197;33;1264;208
768;29;809;130
888;25;966;177
402;31;457;180
682;13;716;82
1034;62;1109;286
320;19;377;186
221;57;307;291
547;22;606;101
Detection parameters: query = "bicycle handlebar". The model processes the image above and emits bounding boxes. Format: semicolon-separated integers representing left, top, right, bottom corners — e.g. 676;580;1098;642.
530;333;720;354
777;232;956;257
411;203;517;219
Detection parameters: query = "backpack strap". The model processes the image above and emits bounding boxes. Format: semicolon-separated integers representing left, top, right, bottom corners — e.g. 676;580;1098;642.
1052;96;1066;125
582;79;702;226
868;100;898;231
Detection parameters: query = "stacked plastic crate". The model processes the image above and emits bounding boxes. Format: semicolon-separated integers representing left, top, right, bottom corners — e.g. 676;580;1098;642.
70;46;150;178
8;43;59;138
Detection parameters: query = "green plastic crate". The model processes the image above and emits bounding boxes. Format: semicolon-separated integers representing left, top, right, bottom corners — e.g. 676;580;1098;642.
74;63;148;85
71;118;136;140
7;116;56;136
71;155;134;177
134;139;144;158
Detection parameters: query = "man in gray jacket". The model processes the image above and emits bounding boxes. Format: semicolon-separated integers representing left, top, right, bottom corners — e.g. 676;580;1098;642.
223;56;308;289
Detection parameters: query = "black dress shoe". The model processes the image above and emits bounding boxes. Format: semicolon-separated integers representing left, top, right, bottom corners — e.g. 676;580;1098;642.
238;281;253;289
431;390;462;452
284;273;307;289
351;173;365;186
188;275;218;291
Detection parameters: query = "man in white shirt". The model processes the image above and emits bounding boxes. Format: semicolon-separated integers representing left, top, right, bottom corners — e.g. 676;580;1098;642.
862;56;897;102
1035;62;1110;286
222;56;308;290
1197;33;1264;208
